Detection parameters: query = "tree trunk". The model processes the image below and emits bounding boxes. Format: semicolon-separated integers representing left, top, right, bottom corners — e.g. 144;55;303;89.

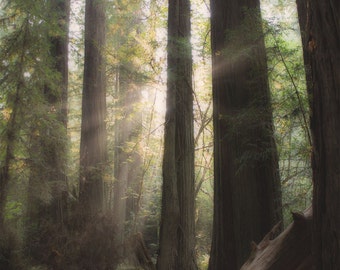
209;1;283;269
51;0;70;129
296;0;340;268
79;0;107;217
156;0;197;268
43;0;70;227
0;81;22;228
24;1;70;264
125;233;156;270
109;0;145;253
113;79;143;243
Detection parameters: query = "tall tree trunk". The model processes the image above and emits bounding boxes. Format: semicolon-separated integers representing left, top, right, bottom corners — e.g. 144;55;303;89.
0;20;28;270
109;0;145;248
156;0;197;269
113;80;143;243
44;0;70;226
0;79;23;228
209;1;283;269
25;1;70;264
51;0;70;129
296;0;340;268
26;0;70;222
79;0;107;218
113;87;129;242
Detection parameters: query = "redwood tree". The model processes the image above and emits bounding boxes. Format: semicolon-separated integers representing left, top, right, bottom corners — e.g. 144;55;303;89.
113;79;143;243
26;0;70;226
110;2;144;241
156;0;197;268
297;0;340;268
24;0;70;264
209;1;282;269
79;0;107;217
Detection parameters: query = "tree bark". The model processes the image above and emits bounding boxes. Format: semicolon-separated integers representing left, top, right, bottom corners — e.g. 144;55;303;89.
156;0;197;268
296;0;340;268
79;0;107;217
209;1;283;269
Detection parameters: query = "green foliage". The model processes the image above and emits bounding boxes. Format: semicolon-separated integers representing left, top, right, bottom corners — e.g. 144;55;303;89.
264;20;312;225
191;1;213;267
0;1;71;268
5;201;23;221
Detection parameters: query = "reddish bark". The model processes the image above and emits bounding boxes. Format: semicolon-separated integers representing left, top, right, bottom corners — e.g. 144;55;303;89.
209;1;282;268
296;1;340;268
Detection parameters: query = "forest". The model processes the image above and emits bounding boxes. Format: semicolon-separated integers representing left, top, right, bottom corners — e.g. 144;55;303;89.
0;0;339;269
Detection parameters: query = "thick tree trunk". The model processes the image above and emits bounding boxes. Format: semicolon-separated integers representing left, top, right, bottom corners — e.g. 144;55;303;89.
157;0;197;268
79;0;107;217
296;1;340;268
209;1;283;269
241;207;314;270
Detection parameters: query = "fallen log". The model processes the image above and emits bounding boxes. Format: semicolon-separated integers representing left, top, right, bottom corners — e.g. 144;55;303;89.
241;206;315;270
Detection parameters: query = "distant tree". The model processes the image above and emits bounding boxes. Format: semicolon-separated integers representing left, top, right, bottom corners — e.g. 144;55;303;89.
108;1;145;242
297;0;340;268
25;0;70;264
208;1;283;269
26;0;70;225
51;0;70;129
79;0;107;218
156;0;197;268
113;83;143;242
0;49;22;229
0;0;40;231
0;6;31;266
